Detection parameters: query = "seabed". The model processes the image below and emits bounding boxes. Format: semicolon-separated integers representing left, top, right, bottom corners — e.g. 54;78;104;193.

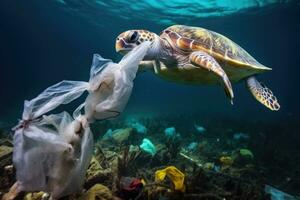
1;114;299;200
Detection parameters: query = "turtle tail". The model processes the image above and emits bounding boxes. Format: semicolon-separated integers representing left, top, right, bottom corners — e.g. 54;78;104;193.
246;76;280;111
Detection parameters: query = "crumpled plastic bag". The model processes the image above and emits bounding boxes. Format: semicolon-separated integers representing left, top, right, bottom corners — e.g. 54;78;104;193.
84;41;151;121
139;138;156;156
22;41;151;122
21;81;89;121
12;41;151;198
13;111;93;199
155;166;185;192
13;75;93;198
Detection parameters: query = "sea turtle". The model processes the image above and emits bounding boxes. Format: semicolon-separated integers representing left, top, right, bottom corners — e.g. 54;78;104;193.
115;25;280;111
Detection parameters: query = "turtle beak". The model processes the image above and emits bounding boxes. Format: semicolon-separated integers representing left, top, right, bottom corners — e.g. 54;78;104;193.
115;37;134;55
115;38;124;52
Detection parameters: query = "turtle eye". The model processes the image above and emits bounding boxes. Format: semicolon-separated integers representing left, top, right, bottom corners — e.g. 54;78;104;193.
129;31;139;42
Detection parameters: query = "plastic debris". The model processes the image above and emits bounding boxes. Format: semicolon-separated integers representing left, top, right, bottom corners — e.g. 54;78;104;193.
111;128;133;144
18;41;151;123
139;138;156;156
233;132;250;140
265;185;297;200
128;121;147;134
187;142;198;151
164;127;176;137
194;124;206;134
213;165;221;172
239;148;254;159
13;111;93;198
11;41;152;198
220;156;234;167
120;177;144;199
203;162;215;170
102;128;113;139
179;152;202;167
12;74;95;199
84;41;151;122
155;166;185;192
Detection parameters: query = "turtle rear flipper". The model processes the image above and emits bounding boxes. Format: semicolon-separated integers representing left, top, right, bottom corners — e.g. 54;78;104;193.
246;76;280;111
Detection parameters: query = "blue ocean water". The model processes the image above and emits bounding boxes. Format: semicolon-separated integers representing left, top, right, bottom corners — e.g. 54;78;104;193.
0;0;299;123
0;0;300;195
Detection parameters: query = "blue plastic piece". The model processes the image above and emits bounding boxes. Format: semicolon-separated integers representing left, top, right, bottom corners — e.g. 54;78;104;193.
164;127;176;137
187;142;198;151
233;132;250;140
194;124;206;134
265;185;297;200
139;138;156;156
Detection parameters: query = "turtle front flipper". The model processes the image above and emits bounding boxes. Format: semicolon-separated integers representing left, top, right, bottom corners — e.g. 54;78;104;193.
189;51;234;104
246;76;280;111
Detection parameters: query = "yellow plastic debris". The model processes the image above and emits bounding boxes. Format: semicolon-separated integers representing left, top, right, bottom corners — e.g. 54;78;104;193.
155;166;185;192
141;178;146;186
220;156;234;166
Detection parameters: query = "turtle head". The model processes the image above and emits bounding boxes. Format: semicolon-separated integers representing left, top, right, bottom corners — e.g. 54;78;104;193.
116;30;160;59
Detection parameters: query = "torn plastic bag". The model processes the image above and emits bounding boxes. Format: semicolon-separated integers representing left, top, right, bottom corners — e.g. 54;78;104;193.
22;81;89;121
12;41;150;198
13;112;93;198
84;41;151;121
20;41;151;123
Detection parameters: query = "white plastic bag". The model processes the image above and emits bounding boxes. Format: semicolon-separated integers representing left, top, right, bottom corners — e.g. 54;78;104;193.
84;41;151;121
12;41;151;198
13;112;93;198
22;81;89;121
20;41;151;122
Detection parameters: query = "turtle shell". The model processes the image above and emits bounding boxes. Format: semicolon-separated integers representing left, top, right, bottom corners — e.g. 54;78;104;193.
161;25;271;71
